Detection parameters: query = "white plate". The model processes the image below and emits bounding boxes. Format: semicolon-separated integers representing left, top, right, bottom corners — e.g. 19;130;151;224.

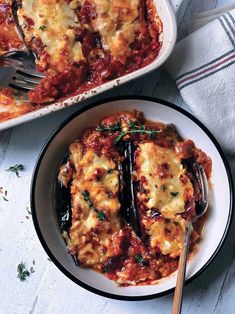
31;97;233;300
0;0;177;131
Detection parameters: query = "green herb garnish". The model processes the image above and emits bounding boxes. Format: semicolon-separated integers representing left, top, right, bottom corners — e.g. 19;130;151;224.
82;190;90;201
134;254;146;265
82;190;106;221
30;267;35;273
39;25;47;31
161;184;167;192
114;122;161;145
5;164;24;177
103;267;109;273
96;120;162;144
17;261;35;281
129;120;136;130
96;123;121;133
17;262;30;281
171;192;179;197
114;129;159;144
2;196;8;201
96;211;105;220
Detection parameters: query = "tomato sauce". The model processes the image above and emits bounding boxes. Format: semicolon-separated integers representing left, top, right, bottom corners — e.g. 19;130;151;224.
28;0;163;103
0;2;23;54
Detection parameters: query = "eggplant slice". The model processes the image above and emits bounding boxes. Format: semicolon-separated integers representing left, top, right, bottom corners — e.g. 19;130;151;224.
119;141;142;238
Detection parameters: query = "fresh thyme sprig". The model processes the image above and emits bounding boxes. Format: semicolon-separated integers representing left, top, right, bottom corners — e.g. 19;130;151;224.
96;120;162;145
82;190;105;221
115;121;162;144
114;128;161;145
96;123;121;133
39;25;47;31
5;164;24;177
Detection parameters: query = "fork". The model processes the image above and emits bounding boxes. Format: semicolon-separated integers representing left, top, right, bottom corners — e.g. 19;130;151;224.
0;0;44;95
172;162;209;314
0;50;44;95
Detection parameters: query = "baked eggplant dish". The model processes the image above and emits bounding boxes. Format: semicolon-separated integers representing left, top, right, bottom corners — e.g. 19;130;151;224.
0;0;162;121
57;110;212;286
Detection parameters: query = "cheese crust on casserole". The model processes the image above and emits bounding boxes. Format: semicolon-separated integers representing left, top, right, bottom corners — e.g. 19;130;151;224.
0;0;162;118
58;111;211;286
18;0;83;71
18;0;153;68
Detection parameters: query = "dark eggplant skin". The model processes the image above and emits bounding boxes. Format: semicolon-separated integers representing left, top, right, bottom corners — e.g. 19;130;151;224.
11;0;23;40
119;141;142;238
55;180;72;231
183;159;201;200
11;0;38;60
55;162;79;266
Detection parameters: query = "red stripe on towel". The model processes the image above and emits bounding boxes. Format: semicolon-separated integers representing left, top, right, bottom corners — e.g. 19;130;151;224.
177;53;235;87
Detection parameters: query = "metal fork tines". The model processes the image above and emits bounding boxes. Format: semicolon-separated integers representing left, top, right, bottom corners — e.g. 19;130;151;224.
9;70;42;91
0;51;44;93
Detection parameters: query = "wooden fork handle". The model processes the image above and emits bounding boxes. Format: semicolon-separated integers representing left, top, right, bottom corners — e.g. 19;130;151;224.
172;221;192;314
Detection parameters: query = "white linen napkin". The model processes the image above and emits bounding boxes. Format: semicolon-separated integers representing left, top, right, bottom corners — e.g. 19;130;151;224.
166;6;235;155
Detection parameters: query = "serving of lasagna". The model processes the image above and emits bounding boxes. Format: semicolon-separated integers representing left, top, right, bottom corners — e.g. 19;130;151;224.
57;110;212;286
0;0;162;121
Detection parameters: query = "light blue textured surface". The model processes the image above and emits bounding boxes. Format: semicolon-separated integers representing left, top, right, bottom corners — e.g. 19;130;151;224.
0;0;234;313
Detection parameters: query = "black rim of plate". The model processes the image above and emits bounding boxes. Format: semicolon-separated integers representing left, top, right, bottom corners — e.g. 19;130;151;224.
30;96;234;301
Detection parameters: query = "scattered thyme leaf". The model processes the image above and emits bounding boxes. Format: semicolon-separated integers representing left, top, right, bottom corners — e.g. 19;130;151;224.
161;184;167;192
2;196;8;201
17;262;30;281
171;192;179;197
82;190;89;201
96;125;106;132
5;164;24;177
82;190;105;221
134;254;146;266
30;267;35;273
129;120;136;130
103;267;109;273
39;25;47;31
17;261;35;281
96;211;105;221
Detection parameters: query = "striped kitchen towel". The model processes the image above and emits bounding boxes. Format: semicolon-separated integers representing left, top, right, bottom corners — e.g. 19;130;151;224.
166;7;235;155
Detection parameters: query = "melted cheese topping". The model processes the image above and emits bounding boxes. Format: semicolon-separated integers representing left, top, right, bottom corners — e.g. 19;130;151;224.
143;216;187;258
18;0;143;69
0;88;33;122
65;143;122;267
90;0;141;61
18;0;84;71
136;142;194;219
136;142;194;257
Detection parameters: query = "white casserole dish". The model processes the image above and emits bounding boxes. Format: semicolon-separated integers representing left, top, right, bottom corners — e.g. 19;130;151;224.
0;0;177;131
